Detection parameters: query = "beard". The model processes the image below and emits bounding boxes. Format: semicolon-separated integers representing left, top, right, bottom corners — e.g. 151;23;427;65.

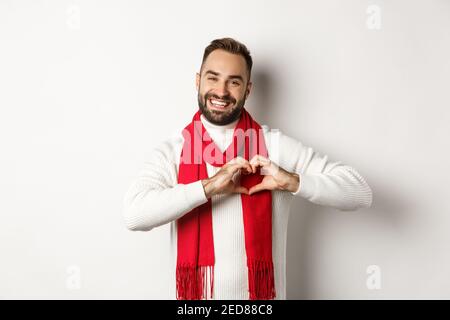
197;90;246;126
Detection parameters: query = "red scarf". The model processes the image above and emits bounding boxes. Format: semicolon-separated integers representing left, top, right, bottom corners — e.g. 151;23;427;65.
176;108;276;300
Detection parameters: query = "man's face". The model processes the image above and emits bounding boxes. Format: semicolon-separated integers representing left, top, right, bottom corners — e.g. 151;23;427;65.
196;49;252;125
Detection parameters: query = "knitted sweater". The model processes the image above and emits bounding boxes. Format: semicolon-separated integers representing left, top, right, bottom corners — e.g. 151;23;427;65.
122;114;373;299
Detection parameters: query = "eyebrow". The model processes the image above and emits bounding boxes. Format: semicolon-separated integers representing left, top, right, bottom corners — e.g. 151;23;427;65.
204;70;244;82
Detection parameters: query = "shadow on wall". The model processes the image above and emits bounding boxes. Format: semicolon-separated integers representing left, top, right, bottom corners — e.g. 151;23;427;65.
251;67;318;299
250;67;403;299
247;68;277;126
251;67;314;299
286;184;406;299
286;197;327;299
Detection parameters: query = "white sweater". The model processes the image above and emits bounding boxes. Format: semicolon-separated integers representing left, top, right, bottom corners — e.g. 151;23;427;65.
123;114;373;300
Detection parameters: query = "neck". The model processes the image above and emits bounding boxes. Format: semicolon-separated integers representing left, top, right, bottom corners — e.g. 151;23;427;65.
200;114;239;153
200;114;240;132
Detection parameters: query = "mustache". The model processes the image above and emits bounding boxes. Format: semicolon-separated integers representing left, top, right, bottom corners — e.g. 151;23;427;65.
205;93;236;104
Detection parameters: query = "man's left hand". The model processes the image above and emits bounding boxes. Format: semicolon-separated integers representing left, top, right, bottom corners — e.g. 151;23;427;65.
247;155;300;195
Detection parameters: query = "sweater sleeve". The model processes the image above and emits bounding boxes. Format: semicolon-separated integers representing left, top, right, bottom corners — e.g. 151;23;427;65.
276;132;373;211
122;138;208;232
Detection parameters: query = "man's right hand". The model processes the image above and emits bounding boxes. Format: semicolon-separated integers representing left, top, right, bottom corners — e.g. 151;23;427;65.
201;157;253;199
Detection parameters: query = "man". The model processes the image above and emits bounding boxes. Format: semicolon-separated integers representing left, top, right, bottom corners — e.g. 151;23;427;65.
123;38;373;300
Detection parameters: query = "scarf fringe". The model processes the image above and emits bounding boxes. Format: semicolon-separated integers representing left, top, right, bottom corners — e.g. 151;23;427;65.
176;264;214;300
248;259;276;300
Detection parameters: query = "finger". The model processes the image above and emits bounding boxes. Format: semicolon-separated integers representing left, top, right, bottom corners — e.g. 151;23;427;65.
250;158;267;174
228;161;252;175
250;161;260;174
248;182;268;195
251;156;277;175
249;156;259;173
241;166;251;174
233;186;249;195
228;163;252;174
250;155;269;166
243;162;252;174
228;156;247;167
250;154;265;164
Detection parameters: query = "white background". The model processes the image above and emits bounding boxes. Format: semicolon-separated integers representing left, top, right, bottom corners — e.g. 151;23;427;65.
1;0;449;299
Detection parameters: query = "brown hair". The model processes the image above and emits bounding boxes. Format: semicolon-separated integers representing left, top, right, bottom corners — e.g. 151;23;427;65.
201;37;253;81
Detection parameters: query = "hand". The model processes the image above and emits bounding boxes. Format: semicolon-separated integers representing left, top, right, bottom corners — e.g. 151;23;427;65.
201;156;253;199
248;155;300;195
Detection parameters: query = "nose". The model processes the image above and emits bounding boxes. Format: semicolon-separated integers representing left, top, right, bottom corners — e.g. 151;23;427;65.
214;80;229;98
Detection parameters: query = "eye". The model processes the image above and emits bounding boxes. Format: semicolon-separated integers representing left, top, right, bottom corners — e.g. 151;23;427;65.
231;81;241;86
207;77;218;81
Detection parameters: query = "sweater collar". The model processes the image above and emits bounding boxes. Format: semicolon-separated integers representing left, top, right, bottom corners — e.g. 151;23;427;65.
200;114;239;133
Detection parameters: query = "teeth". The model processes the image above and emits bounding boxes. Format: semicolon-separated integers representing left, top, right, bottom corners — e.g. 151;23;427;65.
210;99;229;107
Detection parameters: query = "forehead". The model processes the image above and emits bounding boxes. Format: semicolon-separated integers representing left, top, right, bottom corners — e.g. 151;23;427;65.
202;49;248;78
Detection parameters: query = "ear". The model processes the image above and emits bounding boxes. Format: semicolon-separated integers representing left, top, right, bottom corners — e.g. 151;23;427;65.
196;72;200;91
245;81;253;99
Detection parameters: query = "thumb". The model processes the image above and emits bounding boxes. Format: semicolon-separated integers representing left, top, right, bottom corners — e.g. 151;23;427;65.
248;183;267;195
233;186;249;195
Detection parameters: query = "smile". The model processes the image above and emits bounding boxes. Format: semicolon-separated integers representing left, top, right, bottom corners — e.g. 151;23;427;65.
208;98;232;110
